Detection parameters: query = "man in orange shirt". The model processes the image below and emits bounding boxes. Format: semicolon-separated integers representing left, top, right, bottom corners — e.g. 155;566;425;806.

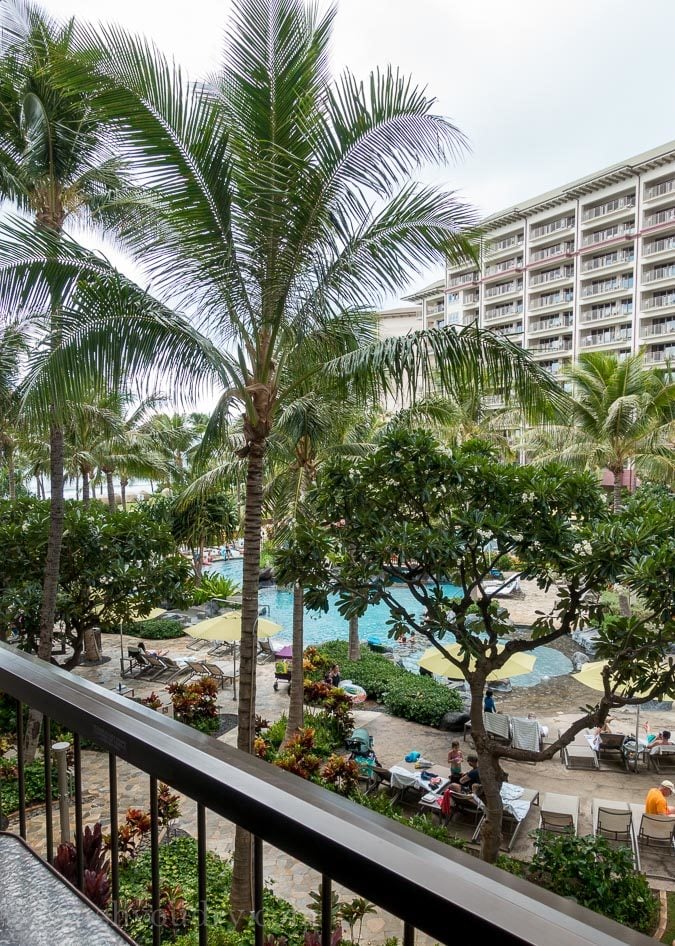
645;780;675;815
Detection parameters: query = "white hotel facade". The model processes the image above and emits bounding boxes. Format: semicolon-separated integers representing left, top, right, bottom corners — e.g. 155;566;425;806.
403;140;675;378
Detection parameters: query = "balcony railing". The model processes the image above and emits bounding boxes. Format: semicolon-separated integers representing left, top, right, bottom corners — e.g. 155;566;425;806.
643;264;675;283
426;303;445;316
488;234;523;254
0;644;644;946
581;223;634;247
530;242;573;263
529;267;573;286
484;257;522;277
582;195;635;222
645;207;675;228
529;315;574;333
484;303;523;321
530;216;575;240
580;278;633;298
580;305;632;324
530;339;573;353
580;331;632;348
644;293;675;310
581;251;634;273
448;272;479;288
645;178;675;200
484;281;522;298
643;235;675;256
529;291;574;310
644;348;675;364
641;321;675;337
493;324;524;337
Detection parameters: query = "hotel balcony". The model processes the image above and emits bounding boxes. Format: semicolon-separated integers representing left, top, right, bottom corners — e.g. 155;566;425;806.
484;281;523;301
0;645;643;946
642;291;675;315
580;222;635;250
528;241;574;268
579;279;633;302
643;345;675;365
426;302;446;317
528;266;574;288
640;318;675;340
579;304;633;326
644;176;675;204
580;250;634;275
483;256;523;280
485;233;524;261
581;194;635;227
642;235;675;259
529;290;574;312
528;215;575;245
447;271;480;289
463;292;479;305
539;359;571;379
484;302;524;322
580;328;632;349
641;263;675;285
529;338;573;356
493;323;524;338
644;206;675;230
528;314;574;335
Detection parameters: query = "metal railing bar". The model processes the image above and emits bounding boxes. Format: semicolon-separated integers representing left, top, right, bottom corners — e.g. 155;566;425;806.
197;803;207;946
109;753;120;919
43;716;53;863
150;775;160;946
74;733;84;890
254;835;264;946
321;875;332;946
0;644;653;946
15;699;26;840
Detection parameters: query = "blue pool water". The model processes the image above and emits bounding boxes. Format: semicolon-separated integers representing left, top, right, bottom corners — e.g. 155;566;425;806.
208;558;571;687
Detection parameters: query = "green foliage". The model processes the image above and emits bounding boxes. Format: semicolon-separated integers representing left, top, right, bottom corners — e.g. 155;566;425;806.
120;619;185;640
0;498;192;660
168;678;219;732
529;832;659;934
119;837;306;946
312;641;462;727
355;791;467;851
0;756;58;814
192;573;240;605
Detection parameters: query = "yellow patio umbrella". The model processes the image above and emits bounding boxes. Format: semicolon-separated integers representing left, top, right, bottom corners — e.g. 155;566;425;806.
185;612;282;643
418;644;536;680
573;659;675;771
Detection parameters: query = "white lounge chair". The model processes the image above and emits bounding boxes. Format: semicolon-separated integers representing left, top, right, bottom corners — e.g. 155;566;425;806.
592;798;640;869
472;785;539;851
634;812;675;854
539;792;579;836
648;744;675;773
510;717;541;752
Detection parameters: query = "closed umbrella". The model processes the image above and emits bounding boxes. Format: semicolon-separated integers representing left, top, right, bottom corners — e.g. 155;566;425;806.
572;660;675;771
418;644;535;680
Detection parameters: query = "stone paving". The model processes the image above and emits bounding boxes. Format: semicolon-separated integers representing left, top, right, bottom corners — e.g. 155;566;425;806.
8;587;675;943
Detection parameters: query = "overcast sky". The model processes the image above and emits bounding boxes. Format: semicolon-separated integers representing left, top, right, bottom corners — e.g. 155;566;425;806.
39;0;675;303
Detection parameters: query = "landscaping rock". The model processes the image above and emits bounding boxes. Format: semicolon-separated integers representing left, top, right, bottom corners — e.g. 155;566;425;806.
571;651;590;671
439;711;471;732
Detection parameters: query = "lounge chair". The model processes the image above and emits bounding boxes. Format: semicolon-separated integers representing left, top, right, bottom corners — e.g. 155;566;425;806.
389;765;424;804
510;717;541;752
142;653;187;681
257;638;277;663
484;712;511;745
446;790;483;827
184;659;210;678
592;799;640;869
158;655;193;680
121;647;154;679
562;740;599;770
596;732;628;769
635;813;675;854
647;744;675;773
472;786;539;851
370;766;394;794
201;661;236;690
208;640;235;657
539;792;579;836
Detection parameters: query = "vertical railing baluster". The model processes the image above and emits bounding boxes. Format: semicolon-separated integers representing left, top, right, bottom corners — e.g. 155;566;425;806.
253;835;264;946
403;921;415;946
150;775;160;946
321;875;332;946
197;803;207;946
43;716;53;862
74;734;83;891
109;753;119;922
15;700;26;840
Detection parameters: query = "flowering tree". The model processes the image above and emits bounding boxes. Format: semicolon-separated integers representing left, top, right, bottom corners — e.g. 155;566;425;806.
276;430;675;862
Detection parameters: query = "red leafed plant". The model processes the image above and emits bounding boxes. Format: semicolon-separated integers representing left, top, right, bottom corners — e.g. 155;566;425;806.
321;755;361;795
54;822;111;909
275;728;322;779
139;691;162;711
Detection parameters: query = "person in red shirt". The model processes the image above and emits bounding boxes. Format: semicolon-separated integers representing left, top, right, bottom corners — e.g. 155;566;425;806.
645;780;675;815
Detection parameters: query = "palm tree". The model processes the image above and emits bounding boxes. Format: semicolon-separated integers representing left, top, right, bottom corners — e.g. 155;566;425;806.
527;352;675;510
0;0;126;667
0;321;28;499
0;0;562;912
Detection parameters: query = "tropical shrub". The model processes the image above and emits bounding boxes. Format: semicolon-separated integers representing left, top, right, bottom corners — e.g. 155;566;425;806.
192;573;240;605
275;728;322;779
54;823;110;909
529;832;659;934
123;619;185;640
168;678;219;733
383;674;463;727
0;756;58;813
321;755;360;796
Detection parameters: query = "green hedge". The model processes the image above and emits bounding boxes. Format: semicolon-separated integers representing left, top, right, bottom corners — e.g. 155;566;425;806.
0;756;58;814
119;836;306;946
314;641;463;727
124;618;185;640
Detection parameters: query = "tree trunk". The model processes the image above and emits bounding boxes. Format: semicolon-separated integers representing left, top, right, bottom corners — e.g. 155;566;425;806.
468;679;503;864
7;446;16;500
120;477;127;512
26;420;65;762
105;471;116;509
612;465;623;513
193;548;203;582
231;440;265;924
82;469;90;505
82;626;100;662
37;475;45;499
283;584;305;744
348;615;360;661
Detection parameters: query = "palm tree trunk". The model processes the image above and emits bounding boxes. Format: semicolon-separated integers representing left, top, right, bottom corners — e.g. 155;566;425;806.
612;465;623;513
348;615;360;661
82;469;90;505
120;477;127;512
7;446;16;500
231;439;265;925
25;420;65;761
283;584;305;743
105;471;115;509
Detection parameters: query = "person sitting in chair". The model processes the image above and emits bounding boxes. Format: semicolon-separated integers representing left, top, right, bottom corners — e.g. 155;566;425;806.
137;641;168;659
645;779;675;815
652;730;672;747
448;754;480;795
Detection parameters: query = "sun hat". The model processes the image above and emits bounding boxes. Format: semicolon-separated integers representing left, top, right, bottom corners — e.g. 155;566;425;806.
660;780;675;791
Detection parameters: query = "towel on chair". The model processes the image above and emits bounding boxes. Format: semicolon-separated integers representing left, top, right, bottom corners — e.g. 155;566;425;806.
484;712;510;741
511;717;540;751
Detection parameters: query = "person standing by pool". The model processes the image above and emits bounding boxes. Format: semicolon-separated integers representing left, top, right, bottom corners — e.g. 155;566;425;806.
484;689;497;713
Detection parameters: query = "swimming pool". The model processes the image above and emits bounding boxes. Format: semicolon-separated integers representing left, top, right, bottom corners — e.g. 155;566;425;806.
208;558;571;687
